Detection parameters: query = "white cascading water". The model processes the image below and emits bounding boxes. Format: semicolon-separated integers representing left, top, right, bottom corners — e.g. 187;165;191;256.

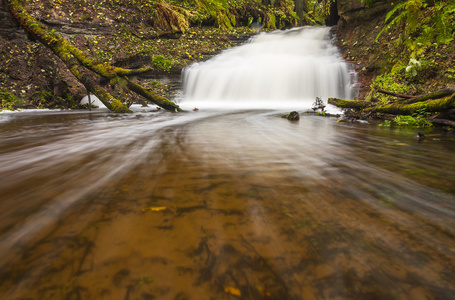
180;26;356;110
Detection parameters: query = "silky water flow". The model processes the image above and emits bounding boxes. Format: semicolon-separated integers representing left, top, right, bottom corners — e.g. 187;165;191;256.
181;26;356;110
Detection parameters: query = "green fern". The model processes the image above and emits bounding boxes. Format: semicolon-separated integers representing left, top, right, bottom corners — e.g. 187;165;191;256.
376;0;426;43
377;0;455;46
432;2;455;44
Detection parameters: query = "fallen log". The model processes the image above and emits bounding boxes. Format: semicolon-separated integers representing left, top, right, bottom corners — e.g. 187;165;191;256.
330;92;455;116
328;98;369;110
364;93;455;115
125;78;182;112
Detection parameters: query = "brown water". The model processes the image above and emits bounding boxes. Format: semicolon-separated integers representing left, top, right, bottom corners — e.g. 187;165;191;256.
0;108;454;300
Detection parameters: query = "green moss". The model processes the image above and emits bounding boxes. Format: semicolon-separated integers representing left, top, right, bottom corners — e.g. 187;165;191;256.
110;99;132;113
0;91;21;110
157;96;181;112
368;61;411;102
369;94;455;115
281;111;300;121
152;55;173;71
328;98;369;109
31;90;53;108
426;94;455;111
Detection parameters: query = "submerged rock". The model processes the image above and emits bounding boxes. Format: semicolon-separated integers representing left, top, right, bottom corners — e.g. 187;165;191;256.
416;132;425;140
281;111;300;121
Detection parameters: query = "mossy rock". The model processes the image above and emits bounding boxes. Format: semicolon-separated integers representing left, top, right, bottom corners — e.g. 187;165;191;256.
281;111;300;121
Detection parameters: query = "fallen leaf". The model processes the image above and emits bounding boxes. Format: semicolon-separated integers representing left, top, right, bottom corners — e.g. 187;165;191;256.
224;286;241;297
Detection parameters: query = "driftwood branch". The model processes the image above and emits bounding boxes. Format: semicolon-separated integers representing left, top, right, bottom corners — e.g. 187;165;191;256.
13;104;38;109
430;119;455;127
397;89;455;105
377;88;455;104
377;89;414;99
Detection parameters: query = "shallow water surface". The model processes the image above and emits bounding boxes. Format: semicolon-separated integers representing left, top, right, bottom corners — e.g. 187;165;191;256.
0;109;454;300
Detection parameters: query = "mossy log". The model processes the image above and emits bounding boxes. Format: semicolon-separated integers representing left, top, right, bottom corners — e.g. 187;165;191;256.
330;92;455;116
6;0;181;112
364;93;455;115
126;78;182;112
328;98;369;110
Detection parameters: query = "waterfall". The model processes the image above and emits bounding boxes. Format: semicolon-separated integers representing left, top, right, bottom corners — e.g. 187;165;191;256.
180;26;356;110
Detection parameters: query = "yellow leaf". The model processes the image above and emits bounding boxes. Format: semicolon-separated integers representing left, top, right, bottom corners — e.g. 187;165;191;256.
224;286;241;297
142;206;167;212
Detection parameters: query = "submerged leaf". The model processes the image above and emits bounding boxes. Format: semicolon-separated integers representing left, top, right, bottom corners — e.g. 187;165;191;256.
142;206;167;212
224;286;241;297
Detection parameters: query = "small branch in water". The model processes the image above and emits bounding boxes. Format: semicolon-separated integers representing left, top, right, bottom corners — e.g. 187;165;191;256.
312;97;326;111
87;92;91;112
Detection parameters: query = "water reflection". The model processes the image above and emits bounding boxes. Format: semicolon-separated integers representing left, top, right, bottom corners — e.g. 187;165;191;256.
0;109;454;299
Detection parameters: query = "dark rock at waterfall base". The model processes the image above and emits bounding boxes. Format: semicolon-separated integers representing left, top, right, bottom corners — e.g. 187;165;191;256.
282;111;300;121
416;132;425;140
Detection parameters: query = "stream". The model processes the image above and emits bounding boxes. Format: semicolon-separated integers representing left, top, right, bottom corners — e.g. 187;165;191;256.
0;108;454;299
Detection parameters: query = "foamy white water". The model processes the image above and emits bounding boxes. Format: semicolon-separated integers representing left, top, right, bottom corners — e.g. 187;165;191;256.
181;26;355;110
